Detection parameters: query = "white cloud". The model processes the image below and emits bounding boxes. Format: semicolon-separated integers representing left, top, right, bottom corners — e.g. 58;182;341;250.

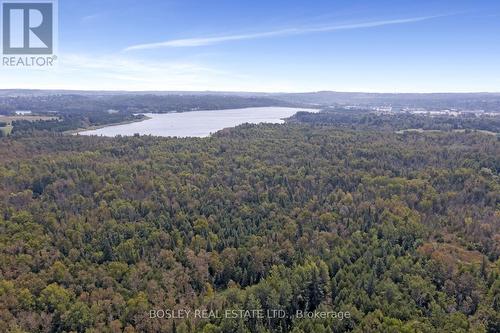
58;54;235;89
125;15;442;51
0;53;268;91
81;13;104;23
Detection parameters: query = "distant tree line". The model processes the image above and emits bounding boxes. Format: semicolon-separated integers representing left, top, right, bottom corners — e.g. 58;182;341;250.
289;108;500;133
11;112;145;135
0;94;294;115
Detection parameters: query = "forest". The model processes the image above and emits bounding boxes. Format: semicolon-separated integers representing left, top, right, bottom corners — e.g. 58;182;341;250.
0;94;293;115
0;121;499;333
9;112;145;136
289;109;500;133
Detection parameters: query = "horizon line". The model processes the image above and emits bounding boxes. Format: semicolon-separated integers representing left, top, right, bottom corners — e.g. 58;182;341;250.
1;88;499;95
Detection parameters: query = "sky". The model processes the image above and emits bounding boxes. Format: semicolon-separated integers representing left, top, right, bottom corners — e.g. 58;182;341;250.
1;0;500;92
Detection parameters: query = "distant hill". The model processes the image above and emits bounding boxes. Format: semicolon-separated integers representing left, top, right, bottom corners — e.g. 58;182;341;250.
272;91;500;111
1;89;500;112
0;91;297;114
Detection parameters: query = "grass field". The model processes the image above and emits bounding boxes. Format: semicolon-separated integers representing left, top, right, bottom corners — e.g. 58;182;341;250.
0;115;58;137
0;115;58;124
0;125;13;137
396;128;498;135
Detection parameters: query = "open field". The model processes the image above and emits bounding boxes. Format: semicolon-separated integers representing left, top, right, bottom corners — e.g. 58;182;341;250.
396;128;498;135
0;115;59;124
0;125;12;136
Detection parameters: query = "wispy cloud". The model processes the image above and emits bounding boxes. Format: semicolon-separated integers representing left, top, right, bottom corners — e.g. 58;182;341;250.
42;54;254;91
0;52;304;92
125;15;443;51
61;54;224;81
81;12;105;23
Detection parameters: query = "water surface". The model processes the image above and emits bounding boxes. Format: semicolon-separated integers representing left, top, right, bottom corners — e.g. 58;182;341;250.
78;107;317;137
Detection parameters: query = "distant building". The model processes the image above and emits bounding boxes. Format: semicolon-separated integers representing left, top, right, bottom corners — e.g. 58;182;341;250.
15;110;32;115
374;106;393;113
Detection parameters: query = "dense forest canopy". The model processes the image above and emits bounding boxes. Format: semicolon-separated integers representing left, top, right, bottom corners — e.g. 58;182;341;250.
0;121;499;332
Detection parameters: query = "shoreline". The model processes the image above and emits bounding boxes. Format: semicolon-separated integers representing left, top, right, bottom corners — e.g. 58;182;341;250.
67;115;152;135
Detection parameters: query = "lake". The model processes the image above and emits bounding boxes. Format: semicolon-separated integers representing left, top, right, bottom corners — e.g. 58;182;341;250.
77;107;317;137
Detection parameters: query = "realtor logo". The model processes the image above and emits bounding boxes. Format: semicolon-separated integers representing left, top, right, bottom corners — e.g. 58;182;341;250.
2;1;53;54
1;0;57;66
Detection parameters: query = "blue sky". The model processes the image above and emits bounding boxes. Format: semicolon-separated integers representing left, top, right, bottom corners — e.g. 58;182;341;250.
2;0;500;92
